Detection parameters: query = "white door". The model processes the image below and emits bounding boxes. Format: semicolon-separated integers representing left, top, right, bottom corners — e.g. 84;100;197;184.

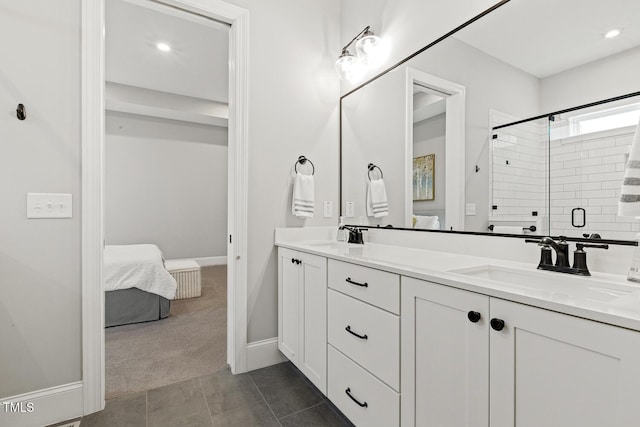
401;277;490;427
278;247;300;364
490;298;640;427
298;252;327;394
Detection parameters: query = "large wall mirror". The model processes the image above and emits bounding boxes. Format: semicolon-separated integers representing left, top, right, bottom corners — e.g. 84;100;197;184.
340;0;640;242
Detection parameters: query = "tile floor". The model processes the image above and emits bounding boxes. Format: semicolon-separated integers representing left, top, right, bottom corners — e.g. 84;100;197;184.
80;362;353;426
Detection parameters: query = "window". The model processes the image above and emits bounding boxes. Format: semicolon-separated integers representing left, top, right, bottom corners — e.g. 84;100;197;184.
569;102;640;136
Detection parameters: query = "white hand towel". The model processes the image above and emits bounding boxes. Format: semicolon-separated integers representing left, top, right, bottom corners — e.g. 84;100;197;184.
366;178;389;218
619;118;640;217
492;225;523;234
292;172;314;218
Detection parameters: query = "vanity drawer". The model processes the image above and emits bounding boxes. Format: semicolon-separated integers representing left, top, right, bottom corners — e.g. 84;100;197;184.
328;259;400;314
328;345;399;427
328;289;399;390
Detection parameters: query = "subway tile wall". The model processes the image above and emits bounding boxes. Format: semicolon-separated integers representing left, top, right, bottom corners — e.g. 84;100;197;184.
490;110;638;240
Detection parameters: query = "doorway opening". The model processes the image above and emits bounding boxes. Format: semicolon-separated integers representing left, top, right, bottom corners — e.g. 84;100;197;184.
103;0;230;398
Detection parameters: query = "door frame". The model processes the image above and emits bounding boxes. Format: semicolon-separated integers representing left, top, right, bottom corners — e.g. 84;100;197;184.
81;0;249;414
404;67;466;231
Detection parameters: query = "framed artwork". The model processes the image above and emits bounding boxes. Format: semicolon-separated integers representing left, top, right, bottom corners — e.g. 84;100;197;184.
413;154;435;201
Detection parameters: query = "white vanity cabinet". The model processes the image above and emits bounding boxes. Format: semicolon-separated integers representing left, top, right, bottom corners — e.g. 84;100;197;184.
402;276;640;427
277;247;327;394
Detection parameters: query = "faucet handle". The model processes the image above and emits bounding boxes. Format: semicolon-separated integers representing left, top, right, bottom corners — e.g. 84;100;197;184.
578;243;609;250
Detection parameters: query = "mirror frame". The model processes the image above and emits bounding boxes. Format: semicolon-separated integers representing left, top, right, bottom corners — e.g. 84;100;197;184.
338;0;640;246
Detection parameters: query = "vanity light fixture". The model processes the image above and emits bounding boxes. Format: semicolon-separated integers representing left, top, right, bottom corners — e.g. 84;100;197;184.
335;26;388;81
603;28;622;39
156;42;171;52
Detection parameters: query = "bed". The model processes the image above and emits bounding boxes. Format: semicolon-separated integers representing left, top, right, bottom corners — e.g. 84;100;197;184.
104;244;177;327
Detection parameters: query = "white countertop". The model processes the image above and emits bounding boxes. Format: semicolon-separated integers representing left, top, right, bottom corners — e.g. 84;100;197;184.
276;239;640;332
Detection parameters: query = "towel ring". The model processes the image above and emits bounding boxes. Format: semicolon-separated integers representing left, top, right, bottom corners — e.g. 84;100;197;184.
295;155;315;175
367;163;383;180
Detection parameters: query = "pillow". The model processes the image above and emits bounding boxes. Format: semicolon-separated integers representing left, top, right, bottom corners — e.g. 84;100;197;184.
413;215;439;230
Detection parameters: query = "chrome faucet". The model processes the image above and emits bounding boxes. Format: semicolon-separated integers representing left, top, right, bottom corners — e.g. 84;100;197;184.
526;236;608;276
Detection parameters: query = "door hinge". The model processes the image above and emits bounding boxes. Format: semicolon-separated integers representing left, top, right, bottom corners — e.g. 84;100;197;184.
229;234;232;244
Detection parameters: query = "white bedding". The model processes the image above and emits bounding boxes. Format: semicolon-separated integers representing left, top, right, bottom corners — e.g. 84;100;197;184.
104;244;177;300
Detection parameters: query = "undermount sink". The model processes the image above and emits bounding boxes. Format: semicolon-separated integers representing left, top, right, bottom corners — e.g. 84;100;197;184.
450;265;638;303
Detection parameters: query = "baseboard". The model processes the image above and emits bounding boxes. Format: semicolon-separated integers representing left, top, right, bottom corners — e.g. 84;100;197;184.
0;382;83;427
246;338;287;371
195;256;227;267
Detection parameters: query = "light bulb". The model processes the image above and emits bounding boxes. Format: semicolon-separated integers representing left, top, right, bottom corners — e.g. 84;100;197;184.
355;31;389;67
156;42;171;52
335;50;364;81
604;28;622;39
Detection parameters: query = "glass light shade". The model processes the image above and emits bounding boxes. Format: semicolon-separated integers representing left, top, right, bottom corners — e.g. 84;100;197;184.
355;33;389;67
335;51;364;81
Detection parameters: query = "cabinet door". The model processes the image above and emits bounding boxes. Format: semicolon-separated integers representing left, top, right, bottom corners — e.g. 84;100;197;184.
490;299;640;427
278;247;300;364
298;252;327;394
401;277;490;427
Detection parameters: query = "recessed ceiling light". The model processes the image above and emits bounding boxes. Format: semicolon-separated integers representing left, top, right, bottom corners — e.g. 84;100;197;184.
156;42;171;52
604;28;622;39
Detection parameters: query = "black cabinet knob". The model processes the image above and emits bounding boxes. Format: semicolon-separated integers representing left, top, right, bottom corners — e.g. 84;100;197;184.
490;318;505;331
291;258;295;264
296;259;302;265
467;311;481;323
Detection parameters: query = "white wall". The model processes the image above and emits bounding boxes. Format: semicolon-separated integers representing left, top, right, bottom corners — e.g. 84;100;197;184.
0;1;81;398
225;0;341;342
413;114;446;221
540;46;640;113
105;112;228;260
2;0;340;409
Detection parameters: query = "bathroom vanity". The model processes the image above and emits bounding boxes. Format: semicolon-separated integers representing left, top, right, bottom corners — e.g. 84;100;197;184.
276;229;640;427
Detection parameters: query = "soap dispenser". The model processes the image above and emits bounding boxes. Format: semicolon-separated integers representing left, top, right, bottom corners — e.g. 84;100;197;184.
337;216;347;242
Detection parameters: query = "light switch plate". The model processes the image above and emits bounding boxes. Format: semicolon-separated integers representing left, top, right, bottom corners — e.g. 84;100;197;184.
465;203;476;216
323;201;333;218
27;193;73;218
346;202;355;218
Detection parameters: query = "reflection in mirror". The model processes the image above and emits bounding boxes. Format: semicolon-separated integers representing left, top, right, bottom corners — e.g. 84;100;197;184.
491;94;640;240
412;85;445;230
340;0;640;241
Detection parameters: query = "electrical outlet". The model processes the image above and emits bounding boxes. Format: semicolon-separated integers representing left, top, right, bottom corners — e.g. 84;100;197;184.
465;203;476;216
323;201;333;218
346;202;355;218
27;193;72;218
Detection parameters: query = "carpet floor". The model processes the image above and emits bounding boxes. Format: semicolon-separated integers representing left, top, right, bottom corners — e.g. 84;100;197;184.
105;265;227;399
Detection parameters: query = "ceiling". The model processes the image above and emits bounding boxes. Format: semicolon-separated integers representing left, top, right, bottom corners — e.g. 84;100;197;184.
106;0;229;102
456;0;640;79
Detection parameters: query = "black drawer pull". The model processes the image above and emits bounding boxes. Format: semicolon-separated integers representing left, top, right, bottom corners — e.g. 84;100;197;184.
345;325;368;340
345;387;368;408
291;258;295;264
346;277;368;287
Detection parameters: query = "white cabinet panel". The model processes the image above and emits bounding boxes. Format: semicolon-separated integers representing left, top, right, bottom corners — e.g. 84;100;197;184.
328;345;399;427
328;259;400;314
278;247;300;363
299;251;327;394
277;247;327;394
328;289;400;390
401;277;490;427
490;298;640;427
